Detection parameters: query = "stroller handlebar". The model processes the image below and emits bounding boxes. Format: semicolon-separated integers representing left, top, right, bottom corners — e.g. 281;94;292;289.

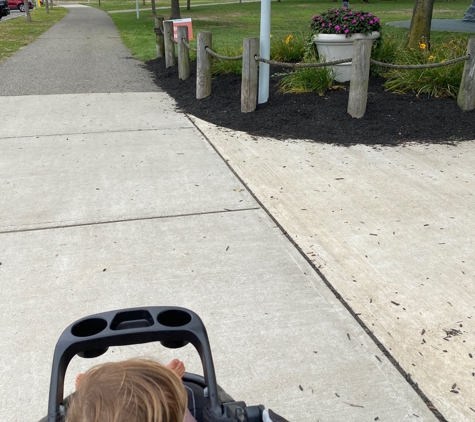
46;306;221;422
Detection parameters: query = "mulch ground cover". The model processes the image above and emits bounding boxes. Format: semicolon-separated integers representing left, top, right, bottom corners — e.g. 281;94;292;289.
145;58;475;146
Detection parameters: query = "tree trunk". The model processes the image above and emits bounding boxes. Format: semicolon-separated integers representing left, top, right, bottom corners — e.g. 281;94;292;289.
170;0;181;19
25;0;32;20
151;0;156;15
407;0;435;49
45;0;49;14
187;0;190;11
142;0;145;5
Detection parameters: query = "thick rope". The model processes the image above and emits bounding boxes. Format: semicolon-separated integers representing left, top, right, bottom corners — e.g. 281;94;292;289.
256;56;353;68
370;55;470;69
182;38;197;52
205;46;242;61
256;55;470;70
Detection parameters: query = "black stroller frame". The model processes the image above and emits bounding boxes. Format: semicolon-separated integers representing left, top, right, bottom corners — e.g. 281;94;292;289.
44;306;267;422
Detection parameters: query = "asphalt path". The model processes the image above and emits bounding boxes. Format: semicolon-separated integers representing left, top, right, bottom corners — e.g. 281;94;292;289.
0;4;158;95
388;19;475;33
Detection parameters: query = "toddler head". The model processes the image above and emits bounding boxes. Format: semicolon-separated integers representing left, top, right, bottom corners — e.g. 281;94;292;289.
66;358;188;422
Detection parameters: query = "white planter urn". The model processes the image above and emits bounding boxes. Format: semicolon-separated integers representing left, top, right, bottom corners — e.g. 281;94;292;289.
314;32;380;82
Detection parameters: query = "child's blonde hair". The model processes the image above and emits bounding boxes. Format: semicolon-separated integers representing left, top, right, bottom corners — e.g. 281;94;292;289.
66;358;188;422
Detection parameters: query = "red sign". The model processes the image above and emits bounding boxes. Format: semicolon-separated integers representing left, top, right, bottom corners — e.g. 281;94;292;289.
171;18;193;41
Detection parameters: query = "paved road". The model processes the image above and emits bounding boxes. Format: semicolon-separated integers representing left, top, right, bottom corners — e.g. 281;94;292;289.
0;5;440;422
0;9;24;21
388;19;475;33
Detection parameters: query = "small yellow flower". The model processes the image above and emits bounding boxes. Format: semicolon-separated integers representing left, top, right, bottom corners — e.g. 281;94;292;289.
428;55;435;60
441;59;447;63
285;34;294;45
419;42;426;50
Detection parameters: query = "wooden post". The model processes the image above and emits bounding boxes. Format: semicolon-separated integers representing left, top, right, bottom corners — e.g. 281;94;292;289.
457;37;475;112
347;39;372;119
196;31;212;99
155;17;165;59
178;26;190;80
163;20;176;68
241;38;259;113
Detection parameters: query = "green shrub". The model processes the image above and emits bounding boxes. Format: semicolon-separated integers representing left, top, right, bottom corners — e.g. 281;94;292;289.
211;45;243;75
383;37;468;98
270;33;305;62
277;56;336;94
369;33;402;77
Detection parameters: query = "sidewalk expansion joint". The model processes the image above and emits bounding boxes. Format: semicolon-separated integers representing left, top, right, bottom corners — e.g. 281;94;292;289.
0;126;195;141
0;207;260;235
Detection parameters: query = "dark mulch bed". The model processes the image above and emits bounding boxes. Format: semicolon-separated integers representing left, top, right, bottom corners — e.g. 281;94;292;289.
145;58;475;146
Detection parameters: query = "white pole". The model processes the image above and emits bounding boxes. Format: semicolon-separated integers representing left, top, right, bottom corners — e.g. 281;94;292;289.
136;0;139;19
258;0;271;104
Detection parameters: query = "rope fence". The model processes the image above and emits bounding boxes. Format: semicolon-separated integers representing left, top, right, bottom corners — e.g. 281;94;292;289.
371;55;470;69
257;56;353;68
182;38;197;53
205;47;242;61
153;19;475;116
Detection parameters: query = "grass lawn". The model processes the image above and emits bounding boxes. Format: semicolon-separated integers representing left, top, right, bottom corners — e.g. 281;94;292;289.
103;0;471;62
0;7;68;63
1;1;470;67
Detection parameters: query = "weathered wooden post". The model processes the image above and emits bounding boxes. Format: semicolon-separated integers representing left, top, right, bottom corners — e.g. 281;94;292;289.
347;39;372;119
154;17;165;58
196;31;212;99
178;26;190;80
163;20;176;68
457;37;475;112
241;38;259;113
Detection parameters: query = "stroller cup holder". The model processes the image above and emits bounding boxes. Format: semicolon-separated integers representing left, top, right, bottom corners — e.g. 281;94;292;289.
46;306;258;422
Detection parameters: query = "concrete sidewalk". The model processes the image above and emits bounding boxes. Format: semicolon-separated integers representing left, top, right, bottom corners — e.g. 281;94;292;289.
0;5;438;422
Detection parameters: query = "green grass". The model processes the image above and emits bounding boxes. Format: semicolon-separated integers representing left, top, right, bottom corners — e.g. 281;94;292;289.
3;0;471;97
107;0;470;62
0;7;68;63
61;0;260;12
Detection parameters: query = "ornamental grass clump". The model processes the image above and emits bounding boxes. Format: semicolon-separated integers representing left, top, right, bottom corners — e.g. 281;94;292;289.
310;8;381;37
383;37;468;98
271;33;305;62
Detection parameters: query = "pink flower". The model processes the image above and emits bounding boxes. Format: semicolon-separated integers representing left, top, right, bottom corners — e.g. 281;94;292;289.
335;25;341;31
369;20;373;24
344;29;349;34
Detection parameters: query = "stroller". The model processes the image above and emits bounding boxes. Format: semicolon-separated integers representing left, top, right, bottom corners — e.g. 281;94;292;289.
40;306;289;422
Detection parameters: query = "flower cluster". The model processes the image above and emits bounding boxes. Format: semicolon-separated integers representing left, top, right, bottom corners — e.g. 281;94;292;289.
310;8;381;37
